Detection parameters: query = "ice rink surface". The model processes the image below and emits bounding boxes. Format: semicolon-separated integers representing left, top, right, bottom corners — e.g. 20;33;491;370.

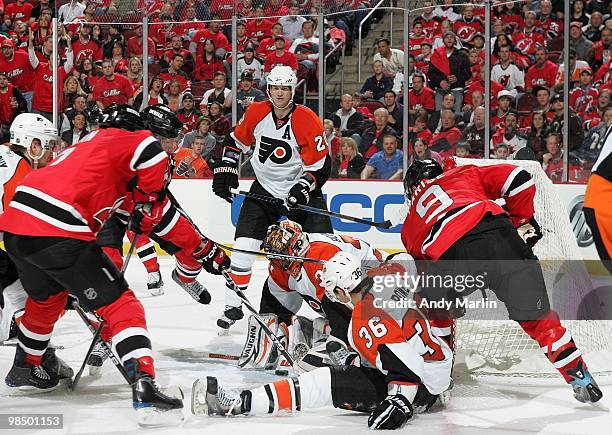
1;258;611;435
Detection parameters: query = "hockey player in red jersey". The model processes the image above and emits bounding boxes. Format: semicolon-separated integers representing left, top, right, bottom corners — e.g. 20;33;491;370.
0;104;188;425
212;65;333;331
400;158;603;405
192;252;453;430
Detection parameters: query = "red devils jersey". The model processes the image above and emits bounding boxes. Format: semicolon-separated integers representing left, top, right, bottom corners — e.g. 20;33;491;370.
570;87;599;117
401;163;536;260
539;17;562;39
453;19;483;43
0;51;35;92
72;39;102;65
0;129;168;241
513;30;546;56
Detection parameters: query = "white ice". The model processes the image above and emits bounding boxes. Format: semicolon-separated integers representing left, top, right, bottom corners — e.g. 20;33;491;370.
1;258;611;435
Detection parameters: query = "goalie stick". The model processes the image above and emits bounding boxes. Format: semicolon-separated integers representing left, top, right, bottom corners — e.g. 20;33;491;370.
232;189;394;229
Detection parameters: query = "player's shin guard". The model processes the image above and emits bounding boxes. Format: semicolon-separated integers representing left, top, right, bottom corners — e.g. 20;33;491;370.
130;233;160;274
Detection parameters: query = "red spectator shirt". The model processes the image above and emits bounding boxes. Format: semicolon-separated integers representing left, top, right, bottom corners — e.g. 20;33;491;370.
192;28;230;55
525;61;558;90
429;127;461;159
570;86;599;117
539;17;563;39
4;2;33;21
246;19;274;42
163;48;192;66
408;87;435;112
32;62;68;113
401;163;535;260
513;29;546;56
490;111;508;131
257;36;291;58
209;0;235;20
180;20;206;37
264;4;289;18
159;69;191;93
409;35;428;57
421;17;441;38
264;50;298;73
127;36;157;58
193;56;225;81
495;12;522;34
0;84;17;125
465;79;504;109
92;74;135;107
177;110;200;133
453;19;483;44
72;38;103;65
0;51;35;92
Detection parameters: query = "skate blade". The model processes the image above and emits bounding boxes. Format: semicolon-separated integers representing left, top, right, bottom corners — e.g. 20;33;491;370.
88;365;102;377
217;328;230;336
191;378;209;416
2;378;71;396
588;399;610;412
149;288;164;297
136;406;184;427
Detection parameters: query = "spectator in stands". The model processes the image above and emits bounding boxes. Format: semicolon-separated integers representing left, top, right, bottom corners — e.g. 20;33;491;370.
31;0;54;21
166;80;185;112
410;137;442;165
583;11;604;42
459;105;486;157
103;25;125;59
208;101;230;143
570;69;599;118
60;111;88;148
360;60;393;101
407;111;432;150
238;44;265;85
162;35;194;75
323;119;341;158
428;31;471;113
233;22;252;53
264;36;298;77
408;72;435;122
525;46;559;92
491;90;513;131
492;112;527;154
361;134;403;180
203;71;230;106
190;19;229;59
584;89;611;130
526;111;550;160
417;1;441;38
290;20;323;75
177;93;202;134
0;38;35;110
455;142;471;158
434;0;461;22
570;1;590;27
432;20;463;50
181;117;218;163
464;66;503;111
428;92;457;132
0;71;27;129
72;22;102;66
491;45;525;97
278;3;306;41
133;75;167;110
542;132;564;183
126;57;143;95
513;11;546;58
32;20;53;59
329;93;366;142
573;106;612;164
589;27;611;71
549;93;585;148
555;49;592;90
194;39;225;82
429;109;462;158
76;57;98;94
538;0;563;39
257;22;289;60
383;90;403;133
62;75;87;110
91;59;134;109
331;137;365;179
160;53;191;93
126;25;156;62
108;42;128;74
373;37;404;77
351;92;374;121
173;135;212;179
58;0;85;23
494;143;509;160
570;21;594;61
454;5;484;46
360;107;397;159
224;72;266;120
247;6;274;42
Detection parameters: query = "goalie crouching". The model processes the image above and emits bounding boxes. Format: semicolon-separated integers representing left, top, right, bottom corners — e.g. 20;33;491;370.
192;252;453;430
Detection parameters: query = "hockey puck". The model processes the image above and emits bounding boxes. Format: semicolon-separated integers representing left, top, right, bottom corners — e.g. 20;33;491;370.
275;369;289;376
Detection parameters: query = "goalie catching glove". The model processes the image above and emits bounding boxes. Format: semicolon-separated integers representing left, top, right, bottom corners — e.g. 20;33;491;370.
517;217;543;248
193;239;230;275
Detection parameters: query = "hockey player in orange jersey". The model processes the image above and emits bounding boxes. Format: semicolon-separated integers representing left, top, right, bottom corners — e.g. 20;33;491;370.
212;65;333;331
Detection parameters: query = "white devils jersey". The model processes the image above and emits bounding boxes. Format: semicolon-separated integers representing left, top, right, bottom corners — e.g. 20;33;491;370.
0;145;30;214
267;233;387;315
231;101;328;198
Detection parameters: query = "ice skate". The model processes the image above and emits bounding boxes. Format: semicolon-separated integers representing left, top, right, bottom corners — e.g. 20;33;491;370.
566;360;604;408
86;339;110;376
191;376;246;416
41;347;73;383
147;270;164;296
217;305;244;332
5;347;60;395
171;270;211;304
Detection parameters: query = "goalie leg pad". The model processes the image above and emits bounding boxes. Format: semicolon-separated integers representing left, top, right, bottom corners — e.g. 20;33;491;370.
239;313;279;369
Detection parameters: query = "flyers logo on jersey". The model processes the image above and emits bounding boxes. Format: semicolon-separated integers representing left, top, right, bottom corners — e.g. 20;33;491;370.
259;136;292;164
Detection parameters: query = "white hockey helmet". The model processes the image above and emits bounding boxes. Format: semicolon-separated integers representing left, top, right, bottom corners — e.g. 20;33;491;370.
320;252;364;309
266;65;298;108
10;113;58;163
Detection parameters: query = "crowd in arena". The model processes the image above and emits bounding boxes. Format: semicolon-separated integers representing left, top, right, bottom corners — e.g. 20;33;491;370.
0;0;610;183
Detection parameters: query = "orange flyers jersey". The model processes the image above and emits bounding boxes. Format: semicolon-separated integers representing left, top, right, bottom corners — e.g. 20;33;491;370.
267;233;387;315
231;101;328;198
348;293;453;395
0;145;31;215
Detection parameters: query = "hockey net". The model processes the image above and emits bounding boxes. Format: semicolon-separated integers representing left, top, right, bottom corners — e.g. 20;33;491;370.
451;157;612;384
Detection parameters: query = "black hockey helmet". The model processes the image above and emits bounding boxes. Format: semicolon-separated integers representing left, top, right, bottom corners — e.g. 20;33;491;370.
403;159;443;197
141;104;183;139
86;105;104;128
100;104;144;131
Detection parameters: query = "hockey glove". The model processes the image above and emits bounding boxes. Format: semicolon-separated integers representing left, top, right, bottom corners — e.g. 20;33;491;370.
193;238;230;275
212;146;240;203
368;394;414;430
517;217;543;248
286;174;317;208
129;202;163;235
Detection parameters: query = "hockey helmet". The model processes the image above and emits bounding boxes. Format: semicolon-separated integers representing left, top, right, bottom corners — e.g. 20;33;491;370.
10;113;58;165
100;104;144;131
266;65;298;109
320;252;363;309
141;104;183;139
262;220;310;279
403;159;443;198
86;105;104;129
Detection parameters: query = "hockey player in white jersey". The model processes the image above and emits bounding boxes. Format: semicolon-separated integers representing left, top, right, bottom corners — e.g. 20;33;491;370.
192;252;453;430
238;220;387;372
212;65;333;331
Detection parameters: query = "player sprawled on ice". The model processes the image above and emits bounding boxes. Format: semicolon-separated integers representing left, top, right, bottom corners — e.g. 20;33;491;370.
87;104;229;375
401;158;603;405
238;220;387;372
0;114;73;382
212;65;333;332
193;252;453;430
0;105;216;426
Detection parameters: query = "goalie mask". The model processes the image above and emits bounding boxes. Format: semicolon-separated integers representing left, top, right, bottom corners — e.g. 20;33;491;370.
261;220;309;279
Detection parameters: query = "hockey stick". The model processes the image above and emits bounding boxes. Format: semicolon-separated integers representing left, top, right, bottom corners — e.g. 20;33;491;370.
222;270;295;366
175;348;240;362
71;299;132;388
165;189;325;265
71;316;103;391
121;233;138;276
232;190;394;229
